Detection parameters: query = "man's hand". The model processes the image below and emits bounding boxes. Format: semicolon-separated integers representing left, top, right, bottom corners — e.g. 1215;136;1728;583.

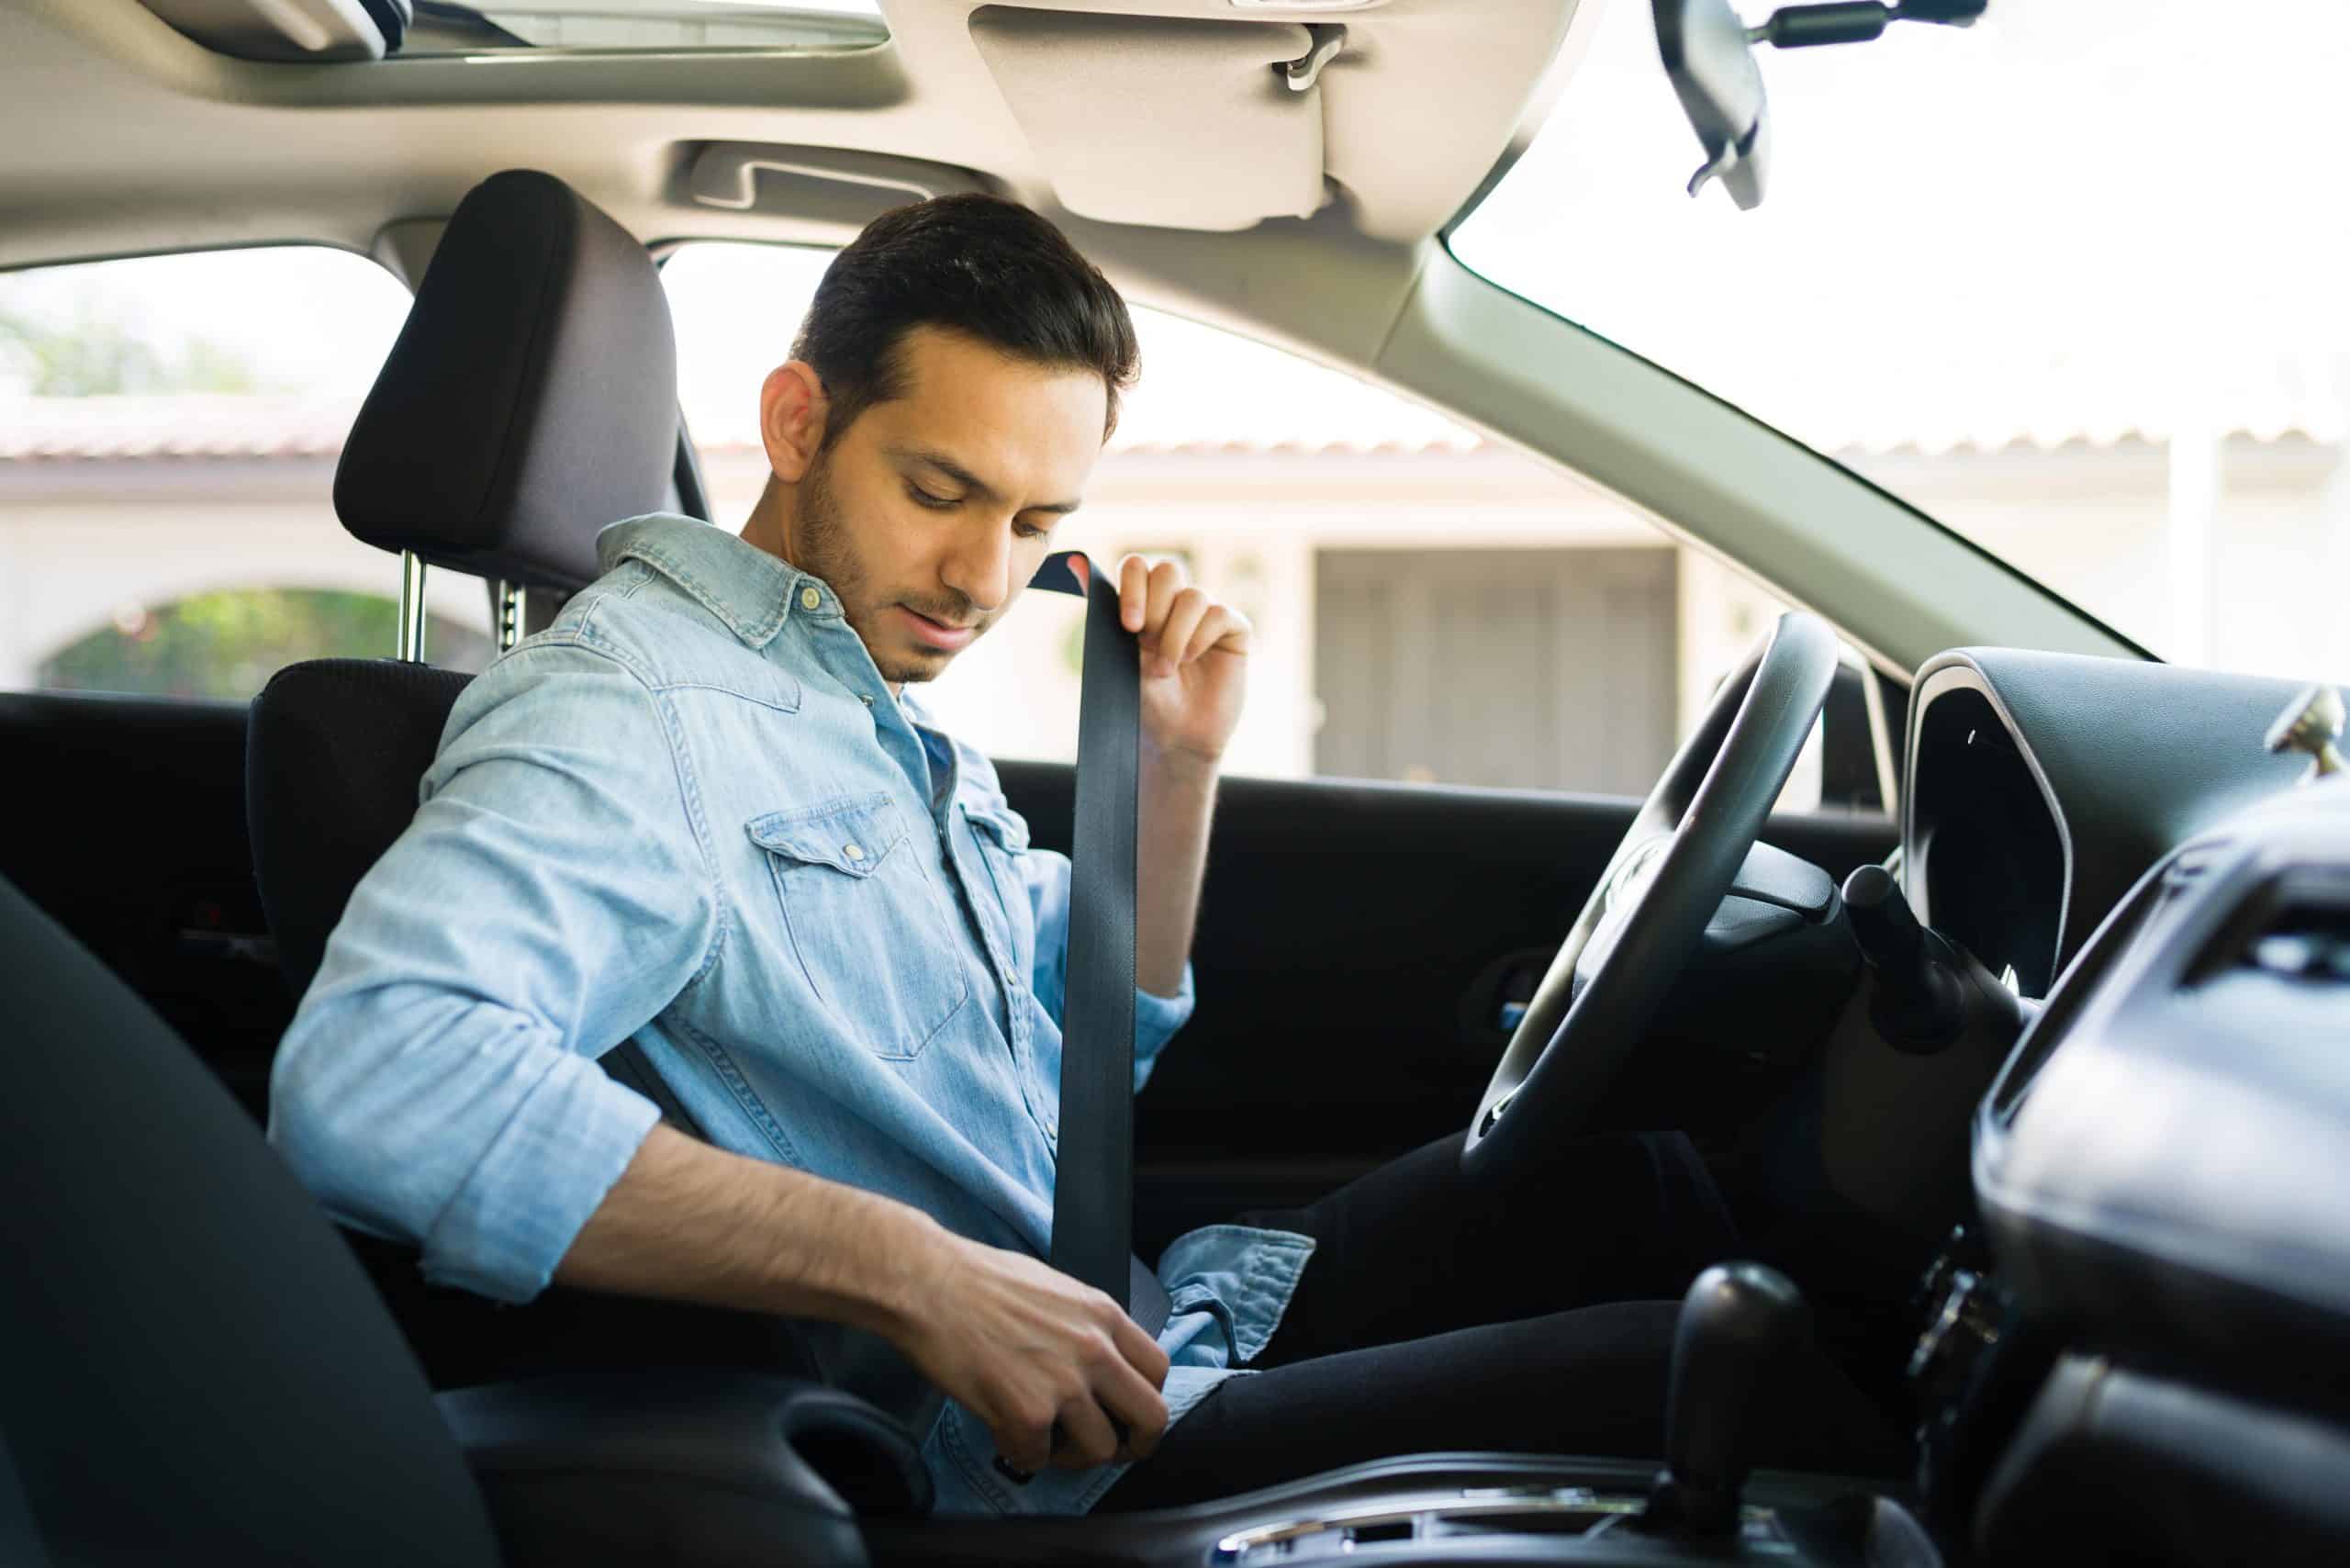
898;1230;1171;1473
561;1131;1169;1474
1071;554;1250;767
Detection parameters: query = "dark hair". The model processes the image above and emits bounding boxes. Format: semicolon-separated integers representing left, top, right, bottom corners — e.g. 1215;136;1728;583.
790;194;1140;449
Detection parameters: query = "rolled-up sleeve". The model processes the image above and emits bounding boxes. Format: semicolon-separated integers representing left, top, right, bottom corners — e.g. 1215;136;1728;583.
1021;846;1196;1093
267;638;718;1303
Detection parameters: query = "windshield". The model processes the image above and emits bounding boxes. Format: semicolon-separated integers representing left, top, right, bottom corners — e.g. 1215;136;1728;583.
1452;0;2350;683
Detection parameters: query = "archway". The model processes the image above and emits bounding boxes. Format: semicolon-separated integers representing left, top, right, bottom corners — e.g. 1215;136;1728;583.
38;586;494;700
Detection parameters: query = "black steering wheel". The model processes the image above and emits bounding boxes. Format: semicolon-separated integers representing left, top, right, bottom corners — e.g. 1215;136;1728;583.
1461;611;1842;1182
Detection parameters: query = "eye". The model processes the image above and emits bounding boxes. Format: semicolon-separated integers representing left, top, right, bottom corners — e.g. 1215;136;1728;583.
906;483;957;510
1013;521;1051;542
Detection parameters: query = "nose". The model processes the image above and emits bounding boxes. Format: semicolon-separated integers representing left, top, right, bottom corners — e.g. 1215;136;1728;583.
938;515;1014;616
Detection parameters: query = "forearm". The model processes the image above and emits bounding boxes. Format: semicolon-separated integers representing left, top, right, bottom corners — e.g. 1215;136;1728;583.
556;1123;943;1338
1136;742;1218;997
565;1126;1170;1472
560;1124;1171;1471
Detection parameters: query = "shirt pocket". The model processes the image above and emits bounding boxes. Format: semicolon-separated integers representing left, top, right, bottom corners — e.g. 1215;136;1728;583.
961;799;1035;977
747;792;972;1061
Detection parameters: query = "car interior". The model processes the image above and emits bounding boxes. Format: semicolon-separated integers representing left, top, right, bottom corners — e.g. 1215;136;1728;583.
6;1;2349;1564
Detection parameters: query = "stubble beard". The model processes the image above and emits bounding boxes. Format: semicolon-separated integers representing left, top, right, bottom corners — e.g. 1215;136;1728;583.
796;449;989;687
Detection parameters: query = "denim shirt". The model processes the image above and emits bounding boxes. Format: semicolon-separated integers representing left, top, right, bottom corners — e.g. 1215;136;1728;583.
267;513;1315;1517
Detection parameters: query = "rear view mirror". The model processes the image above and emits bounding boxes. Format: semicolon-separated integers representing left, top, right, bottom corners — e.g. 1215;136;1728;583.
1651;1;1989;211
1652;0;1770;208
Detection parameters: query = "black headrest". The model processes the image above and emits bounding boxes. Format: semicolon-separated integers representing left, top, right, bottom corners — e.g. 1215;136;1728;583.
336;169;678;592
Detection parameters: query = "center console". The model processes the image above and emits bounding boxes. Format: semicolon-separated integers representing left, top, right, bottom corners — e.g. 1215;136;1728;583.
439;1258;1942;1568
868;1455;1934;1568
864;1262;1942;1568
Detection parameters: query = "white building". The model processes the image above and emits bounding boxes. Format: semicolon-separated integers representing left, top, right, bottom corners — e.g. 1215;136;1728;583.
6;383;2341;798
0;388;1791;796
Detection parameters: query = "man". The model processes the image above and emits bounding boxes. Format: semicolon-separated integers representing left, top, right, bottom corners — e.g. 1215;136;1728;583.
272;195;1897;1518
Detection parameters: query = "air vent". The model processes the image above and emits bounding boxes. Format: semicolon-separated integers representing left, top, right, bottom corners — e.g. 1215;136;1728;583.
2179;860;2350;990
2238;904;2350;981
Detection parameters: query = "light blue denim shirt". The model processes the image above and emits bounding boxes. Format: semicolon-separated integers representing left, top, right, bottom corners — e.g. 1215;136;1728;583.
268;513;1315;1517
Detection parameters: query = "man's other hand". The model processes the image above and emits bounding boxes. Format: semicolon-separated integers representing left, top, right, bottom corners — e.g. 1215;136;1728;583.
1069;553;1250;769
899;1231;1171;1473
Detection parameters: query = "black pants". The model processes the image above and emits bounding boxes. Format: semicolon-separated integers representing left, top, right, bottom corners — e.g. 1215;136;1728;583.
1098;1132;1908;1512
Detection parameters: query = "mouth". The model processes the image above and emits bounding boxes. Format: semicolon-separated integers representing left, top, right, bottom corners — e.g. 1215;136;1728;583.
896;604;978;652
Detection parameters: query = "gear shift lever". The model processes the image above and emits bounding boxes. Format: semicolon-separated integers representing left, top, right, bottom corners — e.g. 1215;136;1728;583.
1641;1262;1811;1538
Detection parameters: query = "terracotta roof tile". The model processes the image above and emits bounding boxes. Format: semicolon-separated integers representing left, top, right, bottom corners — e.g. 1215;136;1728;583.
9;369;2350;466
0;396;1493;463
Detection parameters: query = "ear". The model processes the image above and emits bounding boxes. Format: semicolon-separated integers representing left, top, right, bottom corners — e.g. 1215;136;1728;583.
758;361;829;483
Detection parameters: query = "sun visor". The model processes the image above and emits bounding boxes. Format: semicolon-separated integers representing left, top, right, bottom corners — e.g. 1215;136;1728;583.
968;7;1327;232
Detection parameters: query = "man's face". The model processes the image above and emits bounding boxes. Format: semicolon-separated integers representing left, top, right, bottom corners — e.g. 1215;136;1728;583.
789;326;1107;686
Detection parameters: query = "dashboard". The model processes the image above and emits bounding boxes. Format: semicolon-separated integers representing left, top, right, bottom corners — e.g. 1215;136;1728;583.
1905;650;2317;997
1894;649;2350;1562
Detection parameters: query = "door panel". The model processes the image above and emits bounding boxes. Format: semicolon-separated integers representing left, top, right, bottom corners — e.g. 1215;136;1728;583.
996;763;1895;1253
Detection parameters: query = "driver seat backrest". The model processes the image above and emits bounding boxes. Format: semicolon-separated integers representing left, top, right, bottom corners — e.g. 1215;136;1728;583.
250;166;677;996
246;168;822;1387
0;870;506;1567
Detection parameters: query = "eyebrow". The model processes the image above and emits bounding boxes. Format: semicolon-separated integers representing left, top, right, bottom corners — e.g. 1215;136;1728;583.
886;444;1082;516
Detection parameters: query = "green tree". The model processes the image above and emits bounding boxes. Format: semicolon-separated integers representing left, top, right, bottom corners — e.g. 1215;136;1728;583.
40;588;492;700
0;303;260;395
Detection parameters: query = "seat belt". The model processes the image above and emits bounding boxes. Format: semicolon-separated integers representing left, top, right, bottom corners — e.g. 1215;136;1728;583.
603;1037;695;1128
606;553;1167;1338
1032;552;1172;1338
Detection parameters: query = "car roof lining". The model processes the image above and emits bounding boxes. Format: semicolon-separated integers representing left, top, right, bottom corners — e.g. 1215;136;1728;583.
4;0;1595;378
0;0;1580;253
2;0;1597;388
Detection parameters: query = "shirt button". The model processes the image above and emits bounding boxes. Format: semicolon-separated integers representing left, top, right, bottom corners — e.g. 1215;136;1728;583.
800;587;821;610
843;843;864;860
860;694;873;707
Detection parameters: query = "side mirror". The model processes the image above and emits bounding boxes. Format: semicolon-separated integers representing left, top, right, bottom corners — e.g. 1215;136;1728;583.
1653;0;1770;208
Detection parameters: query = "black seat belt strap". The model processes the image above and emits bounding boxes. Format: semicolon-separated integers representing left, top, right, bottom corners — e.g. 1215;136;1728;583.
604;1037;701;1135
1035;552;1171;1337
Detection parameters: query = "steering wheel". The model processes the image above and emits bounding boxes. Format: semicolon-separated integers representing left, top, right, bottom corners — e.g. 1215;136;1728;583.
1461;611;1842;1182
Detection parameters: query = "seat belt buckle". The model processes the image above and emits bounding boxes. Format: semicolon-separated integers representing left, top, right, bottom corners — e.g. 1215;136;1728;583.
990;1414;1134;1484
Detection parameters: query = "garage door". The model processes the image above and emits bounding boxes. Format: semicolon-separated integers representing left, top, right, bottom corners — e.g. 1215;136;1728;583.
1314;546;1677;794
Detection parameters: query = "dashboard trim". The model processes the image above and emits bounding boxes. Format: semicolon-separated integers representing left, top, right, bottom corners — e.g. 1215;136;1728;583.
1906;648;2311;987
1905;656;2076;988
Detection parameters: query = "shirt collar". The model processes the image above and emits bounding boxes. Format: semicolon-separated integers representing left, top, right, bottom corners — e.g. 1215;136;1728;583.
594;512;841;650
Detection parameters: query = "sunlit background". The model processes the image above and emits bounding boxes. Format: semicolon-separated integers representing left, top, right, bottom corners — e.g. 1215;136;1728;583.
6;0;2342;802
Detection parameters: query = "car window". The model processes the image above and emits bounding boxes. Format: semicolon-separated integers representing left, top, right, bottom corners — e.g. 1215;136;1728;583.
1450;0;2350;686
0;245;492;701
663;240;1877;812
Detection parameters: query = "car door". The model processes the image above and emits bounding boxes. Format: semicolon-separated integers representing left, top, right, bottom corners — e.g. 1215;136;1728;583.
1003;766;1894;1254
